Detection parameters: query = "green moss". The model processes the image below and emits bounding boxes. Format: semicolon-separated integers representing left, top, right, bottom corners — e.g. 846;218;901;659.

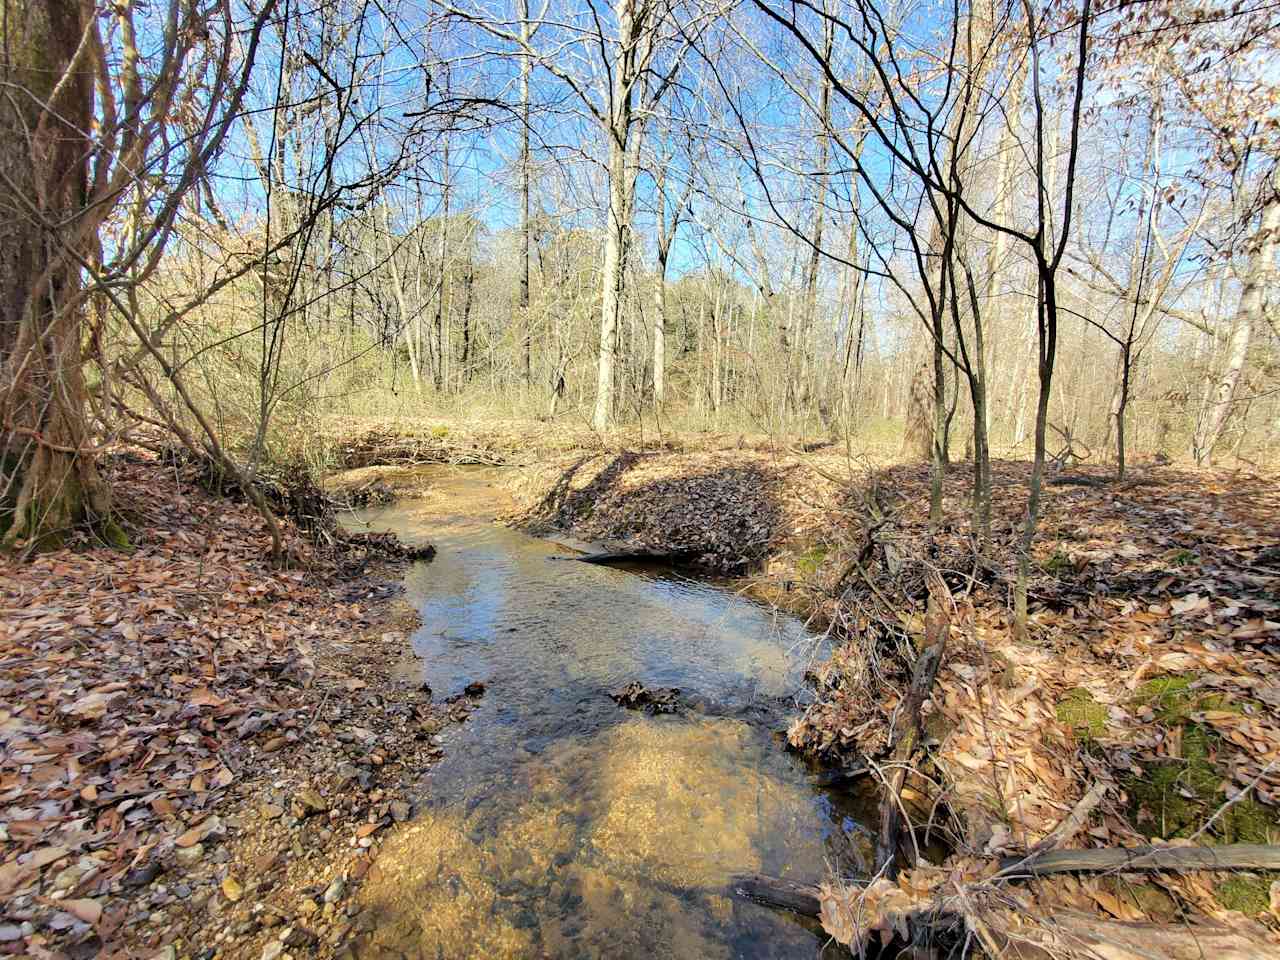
1126;725;1280;843
97;517;133;551
1216;874;1276;915
1056;688;1108;740
1133;676;1197;723
1167;548;1198;567
795;544;828;578
1222;797;1280;845
1042;548;1072;577
1132;675;1239;724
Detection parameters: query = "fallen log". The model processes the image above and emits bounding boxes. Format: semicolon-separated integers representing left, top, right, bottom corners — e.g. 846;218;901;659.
997;842;1280;877
1047;474;1109;487
736;844;1280;914
729;873;823;916
550;549;694;566
990;910;1280;960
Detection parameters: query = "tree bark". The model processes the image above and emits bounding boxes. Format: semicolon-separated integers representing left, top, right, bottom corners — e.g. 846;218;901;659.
1193;162;1279;464
591;0;642;431
1;0;114;549
518;0;533;388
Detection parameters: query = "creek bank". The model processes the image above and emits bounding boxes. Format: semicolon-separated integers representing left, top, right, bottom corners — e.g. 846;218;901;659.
0;455;471;960
508;447;1280;941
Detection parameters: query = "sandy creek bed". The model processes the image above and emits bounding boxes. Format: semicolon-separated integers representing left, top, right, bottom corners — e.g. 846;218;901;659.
340;466;875;959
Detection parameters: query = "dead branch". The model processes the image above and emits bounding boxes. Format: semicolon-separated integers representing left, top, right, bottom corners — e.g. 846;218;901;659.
990;910;1280;960
997;842;1280;877
551;549;695;565
875;570;951;877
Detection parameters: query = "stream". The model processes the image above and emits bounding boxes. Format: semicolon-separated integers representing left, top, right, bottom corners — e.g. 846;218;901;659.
343;466;875;959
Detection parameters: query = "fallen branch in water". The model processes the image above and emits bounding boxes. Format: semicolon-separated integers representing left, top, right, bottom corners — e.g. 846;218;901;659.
730;874;823;916
550;549;695;566
810;762;870;787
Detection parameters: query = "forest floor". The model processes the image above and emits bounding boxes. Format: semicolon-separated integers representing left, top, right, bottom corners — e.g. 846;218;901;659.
0;454;487;960
6;420;1279;958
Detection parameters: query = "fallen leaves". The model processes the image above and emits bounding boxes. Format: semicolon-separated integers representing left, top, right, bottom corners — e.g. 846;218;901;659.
0;456;404;954
59;898;102;925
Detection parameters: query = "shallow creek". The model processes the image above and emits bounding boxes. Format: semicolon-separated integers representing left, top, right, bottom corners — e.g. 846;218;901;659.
343;467;874;959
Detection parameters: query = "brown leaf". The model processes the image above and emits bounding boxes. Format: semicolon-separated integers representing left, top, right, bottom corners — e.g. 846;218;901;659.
29;846;71;870
188;687;228;708
62;898;102;925
62;692;115;720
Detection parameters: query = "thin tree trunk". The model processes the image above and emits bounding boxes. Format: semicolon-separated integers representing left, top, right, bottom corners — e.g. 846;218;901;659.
518;0;533;388
653;253;668;406
1193;163;1279;464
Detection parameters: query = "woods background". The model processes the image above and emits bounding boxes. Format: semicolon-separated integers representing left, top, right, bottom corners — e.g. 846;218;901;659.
1;0;1278;548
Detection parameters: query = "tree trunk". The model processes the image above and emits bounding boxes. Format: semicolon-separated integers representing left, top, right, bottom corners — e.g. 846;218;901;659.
591;0;640;432
902;358;934;462
798;18;834;411
1193;163;1279;464
1;0;114;549
653;252;668;406
518;0;533;388
593;133;629;430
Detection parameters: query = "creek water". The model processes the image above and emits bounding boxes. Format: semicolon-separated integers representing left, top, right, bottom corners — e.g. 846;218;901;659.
343;466;875;959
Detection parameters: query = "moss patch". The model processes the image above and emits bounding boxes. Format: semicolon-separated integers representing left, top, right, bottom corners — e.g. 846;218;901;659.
1126;726;1280;843
96;516;133;551
1131;675;1238;724
1042;548;1072;577
1056;688;1107;740
1216;874;1277;915
795;544;829;578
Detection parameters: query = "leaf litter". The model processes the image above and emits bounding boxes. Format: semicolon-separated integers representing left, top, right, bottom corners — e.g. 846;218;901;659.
0;455;468;960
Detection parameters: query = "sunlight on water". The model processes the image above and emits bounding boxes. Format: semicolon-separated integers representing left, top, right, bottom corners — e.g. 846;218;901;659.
344;467;872;959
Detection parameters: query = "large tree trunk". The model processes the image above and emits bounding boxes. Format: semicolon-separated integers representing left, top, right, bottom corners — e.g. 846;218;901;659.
1;0;114;549
902;358;934;462
592;133;629;431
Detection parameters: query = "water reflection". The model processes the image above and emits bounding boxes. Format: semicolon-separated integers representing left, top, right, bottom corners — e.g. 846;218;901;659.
345;468;872;959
